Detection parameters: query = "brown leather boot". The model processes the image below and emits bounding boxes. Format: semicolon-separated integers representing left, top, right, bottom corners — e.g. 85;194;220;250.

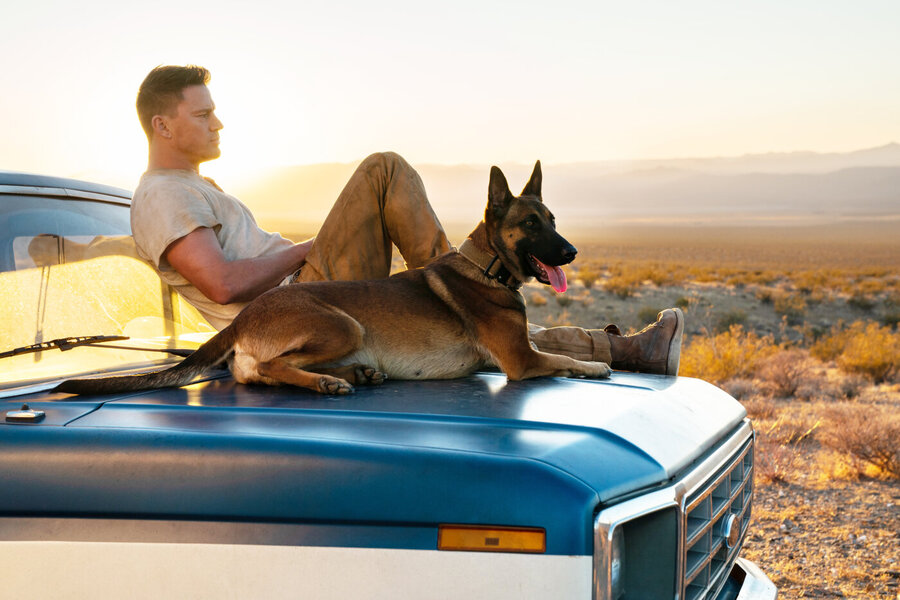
607;308;684;375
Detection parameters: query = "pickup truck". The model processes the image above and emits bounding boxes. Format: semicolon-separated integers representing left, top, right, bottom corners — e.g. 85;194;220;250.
0;171;777;599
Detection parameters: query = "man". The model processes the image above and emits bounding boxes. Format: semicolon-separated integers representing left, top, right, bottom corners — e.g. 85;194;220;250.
131;65;683;375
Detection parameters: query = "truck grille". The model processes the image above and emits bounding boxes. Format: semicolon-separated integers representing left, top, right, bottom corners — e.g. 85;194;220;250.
682;438;753;600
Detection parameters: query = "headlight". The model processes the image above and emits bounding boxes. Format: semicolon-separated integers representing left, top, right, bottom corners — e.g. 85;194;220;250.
595;494;679;600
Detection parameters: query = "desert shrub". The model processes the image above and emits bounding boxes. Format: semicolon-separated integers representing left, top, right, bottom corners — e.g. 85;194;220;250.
755;289;774;304
822;404;900;478
715;309;748;333
722;377;759;401
602;273;641;298
835;321;900;383
679;325;777;384
885;292;900;310
755;439;801;485
675;296;692;310
809;322;851;362
554;292;573;307
762;412;820;446
635;264;676;287
882;311;900;328
741;395;776;419
577;266;599;289
797;323;827;346
528;291;548;307
689;266;720;284
792;372;867;403
855;278;889;295
575;291;594;307
793;381;826;403
847;293;876;312
833;373;869;400
758;349;813;398
773;292;807;325
637;306;662;325
545;309;573;327
729;270;779;287
859;267;890;278
794;270;829;294
815;449;874;481
802;289;826;306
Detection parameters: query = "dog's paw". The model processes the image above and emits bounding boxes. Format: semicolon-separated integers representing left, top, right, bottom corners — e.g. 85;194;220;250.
318;375;354;395
581;361;611;379
356;366;387;386
596;362;612;378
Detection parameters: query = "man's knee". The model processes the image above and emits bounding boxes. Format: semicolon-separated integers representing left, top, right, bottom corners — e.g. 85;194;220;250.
361;150;406;171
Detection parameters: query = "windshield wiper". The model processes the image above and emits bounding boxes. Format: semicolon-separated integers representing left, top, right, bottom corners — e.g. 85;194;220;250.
0;335;195;359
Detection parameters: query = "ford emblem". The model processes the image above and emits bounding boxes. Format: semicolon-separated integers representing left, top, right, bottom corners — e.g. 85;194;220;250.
722;514;741;549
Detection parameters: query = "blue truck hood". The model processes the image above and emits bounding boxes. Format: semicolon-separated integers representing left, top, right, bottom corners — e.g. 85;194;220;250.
1;372;746;555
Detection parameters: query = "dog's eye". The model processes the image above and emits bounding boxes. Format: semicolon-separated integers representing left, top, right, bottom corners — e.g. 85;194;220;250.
524;218;539;230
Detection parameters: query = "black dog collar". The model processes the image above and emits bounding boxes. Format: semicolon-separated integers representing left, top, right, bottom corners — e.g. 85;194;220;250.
458;239;524;291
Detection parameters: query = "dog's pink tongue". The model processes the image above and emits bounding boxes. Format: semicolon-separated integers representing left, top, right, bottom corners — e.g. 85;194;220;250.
536;258;567;293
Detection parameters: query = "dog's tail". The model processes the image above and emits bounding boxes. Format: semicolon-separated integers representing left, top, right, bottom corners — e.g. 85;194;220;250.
53;326;239;395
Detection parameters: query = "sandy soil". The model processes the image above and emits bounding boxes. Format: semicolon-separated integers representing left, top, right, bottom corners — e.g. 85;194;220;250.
744;474;899;598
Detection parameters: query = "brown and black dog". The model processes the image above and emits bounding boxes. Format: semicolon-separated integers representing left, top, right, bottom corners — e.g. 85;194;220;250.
56;161;610;395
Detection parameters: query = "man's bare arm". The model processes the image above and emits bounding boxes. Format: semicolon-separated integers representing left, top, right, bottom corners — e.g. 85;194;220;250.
164;227;313;305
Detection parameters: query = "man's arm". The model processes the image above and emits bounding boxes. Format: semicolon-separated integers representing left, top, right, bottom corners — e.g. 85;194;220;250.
164;227;313;305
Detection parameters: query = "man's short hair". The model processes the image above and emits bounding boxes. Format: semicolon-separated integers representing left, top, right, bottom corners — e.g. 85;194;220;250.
136;65;211;139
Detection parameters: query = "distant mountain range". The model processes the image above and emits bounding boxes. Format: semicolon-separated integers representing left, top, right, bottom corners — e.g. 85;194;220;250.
231;143;900;235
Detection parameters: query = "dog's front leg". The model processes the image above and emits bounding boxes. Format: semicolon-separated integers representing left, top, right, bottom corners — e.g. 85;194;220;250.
505;350;611;381
478;315;610;380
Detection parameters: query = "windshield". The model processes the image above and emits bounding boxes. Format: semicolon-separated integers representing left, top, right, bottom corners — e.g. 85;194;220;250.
0;194;215;391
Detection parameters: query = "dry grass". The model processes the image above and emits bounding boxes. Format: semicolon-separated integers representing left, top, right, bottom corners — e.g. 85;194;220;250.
575;265;599;289
822;404;900;478
812;321;900;383
755;439;803;484
679;325;777;384
528;291;548;307
758;349;814;398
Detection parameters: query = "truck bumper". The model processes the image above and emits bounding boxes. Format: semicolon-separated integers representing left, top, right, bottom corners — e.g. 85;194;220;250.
717;557;778;600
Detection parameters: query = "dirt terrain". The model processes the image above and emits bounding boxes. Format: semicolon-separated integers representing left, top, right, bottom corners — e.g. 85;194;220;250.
745;470;898;598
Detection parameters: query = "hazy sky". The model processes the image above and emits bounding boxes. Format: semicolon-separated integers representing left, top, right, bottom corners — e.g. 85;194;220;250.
2;0;898;188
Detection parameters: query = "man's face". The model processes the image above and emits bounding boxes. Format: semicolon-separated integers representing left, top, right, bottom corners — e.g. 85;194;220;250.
162;84;223;165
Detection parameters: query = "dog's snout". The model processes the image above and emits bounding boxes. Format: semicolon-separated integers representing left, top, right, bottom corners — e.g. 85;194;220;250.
562;244;577;263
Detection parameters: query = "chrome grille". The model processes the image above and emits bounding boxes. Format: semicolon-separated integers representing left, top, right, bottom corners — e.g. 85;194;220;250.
682;438;753;600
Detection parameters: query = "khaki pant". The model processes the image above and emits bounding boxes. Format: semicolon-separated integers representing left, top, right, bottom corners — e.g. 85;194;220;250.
295;152;612;364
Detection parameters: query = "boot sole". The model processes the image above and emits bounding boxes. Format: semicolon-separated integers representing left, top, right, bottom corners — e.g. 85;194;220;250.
664;307;685;376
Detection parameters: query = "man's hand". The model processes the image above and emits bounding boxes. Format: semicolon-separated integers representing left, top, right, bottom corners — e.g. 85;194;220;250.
164;227;312;305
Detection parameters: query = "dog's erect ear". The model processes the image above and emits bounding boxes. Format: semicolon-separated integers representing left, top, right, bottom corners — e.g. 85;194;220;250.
520;160;542;199
488;166;513;218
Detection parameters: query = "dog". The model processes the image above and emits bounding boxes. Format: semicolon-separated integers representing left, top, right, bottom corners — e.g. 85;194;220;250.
55;161;611;396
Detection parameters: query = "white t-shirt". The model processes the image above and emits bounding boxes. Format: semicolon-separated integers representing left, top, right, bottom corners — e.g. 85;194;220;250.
131;169;294;329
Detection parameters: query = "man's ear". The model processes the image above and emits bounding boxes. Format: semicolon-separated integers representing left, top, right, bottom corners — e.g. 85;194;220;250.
488;166;513;219
520;160;542;199
151;115;172;139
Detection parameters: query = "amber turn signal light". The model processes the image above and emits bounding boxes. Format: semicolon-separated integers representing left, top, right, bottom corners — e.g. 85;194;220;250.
438;525;546;553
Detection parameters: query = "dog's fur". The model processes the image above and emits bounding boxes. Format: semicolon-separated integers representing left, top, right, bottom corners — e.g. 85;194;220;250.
55;162;610;396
